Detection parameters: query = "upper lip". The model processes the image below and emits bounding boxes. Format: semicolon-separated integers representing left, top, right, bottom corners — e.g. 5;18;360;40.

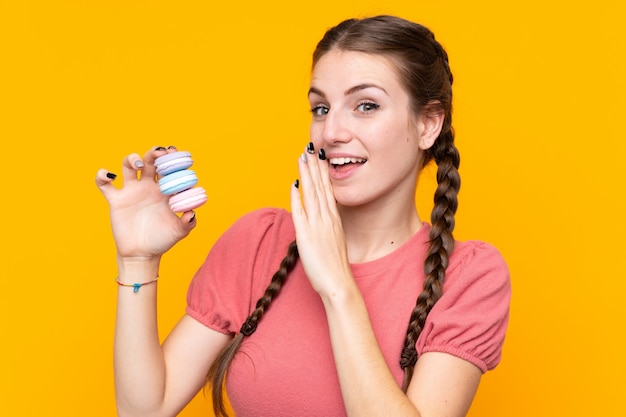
325;152;368;163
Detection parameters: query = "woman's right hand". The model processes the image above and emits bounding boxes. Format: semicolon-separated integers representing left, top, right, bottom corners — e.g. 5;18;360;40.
95;146;198;261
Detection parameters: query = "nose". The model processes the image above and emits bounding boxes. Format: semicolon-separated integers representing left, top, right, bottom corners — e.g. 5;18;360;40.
315;108;352;147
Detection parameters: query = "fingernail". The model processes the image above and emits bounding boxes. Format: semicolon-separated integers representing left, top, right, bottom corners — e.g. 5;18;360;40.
167;145;177;150
106;172;117;179
306;142;315;154
134;160;144;168
300;153;307;163
318;148;326;160
294;179;299;188
155;146;166;151
189;213;196;223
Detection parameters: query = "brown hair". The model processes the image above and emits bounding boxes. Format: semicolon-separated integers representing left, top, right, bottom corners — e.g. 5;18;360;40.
207;15;460;415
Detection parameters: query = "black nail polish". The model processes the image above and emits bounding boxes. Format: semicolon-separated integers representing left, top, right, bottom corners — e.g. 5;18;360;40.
318;149;326;160
294;179;299;189
155;146;166;151
189;213;196;223
307;142;315;154
106;172;117;179
167;145;177;150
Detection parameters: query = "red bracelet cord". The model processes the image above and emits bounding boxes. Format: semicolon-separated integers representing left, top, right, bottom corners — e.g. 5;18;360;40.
115;276;159;293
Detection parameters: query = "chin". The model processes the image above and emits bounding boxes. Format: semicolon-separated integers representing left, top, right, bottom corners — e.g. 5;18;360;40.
333;192;377;209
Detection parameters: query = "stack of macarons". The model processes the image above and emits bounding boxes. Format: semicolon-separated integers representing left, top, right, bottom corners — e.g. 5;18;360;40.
155;151;207;213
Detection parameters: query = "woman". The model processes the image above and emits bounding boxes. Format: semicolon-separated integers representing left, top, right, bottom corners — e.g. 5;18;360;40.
96;15;511;417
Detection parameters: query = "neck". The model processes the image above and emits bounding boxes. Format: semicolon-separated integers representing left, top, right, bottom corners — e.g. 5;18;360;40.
338;198;423;264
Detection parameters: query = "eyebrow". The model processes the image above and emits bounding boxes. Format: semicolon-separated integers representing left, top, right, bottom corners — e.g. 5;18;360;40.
308;83;388;98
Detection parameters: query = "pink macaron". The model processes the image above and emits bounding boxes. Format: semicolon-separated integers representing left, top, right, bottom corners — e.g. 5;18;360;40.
168;186;207;212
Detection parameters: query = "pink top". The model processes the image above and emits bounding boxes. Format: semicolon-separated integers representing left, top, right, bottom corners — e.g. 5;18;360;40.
187;208;511;417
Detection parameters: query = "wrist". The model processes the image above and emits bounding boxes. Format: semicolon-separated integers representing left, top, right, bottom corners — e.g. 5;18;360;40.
319;278;361;309
116;255;161;280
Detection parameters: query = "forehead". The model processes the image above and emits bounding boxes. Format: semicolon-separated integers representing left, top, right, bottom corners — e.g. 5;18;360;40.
310;50;402;92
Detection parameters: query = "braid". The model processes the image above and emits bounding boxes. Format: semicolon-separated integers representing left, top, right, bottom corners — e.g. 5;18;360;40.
400;128;460;391
201;12;460;405
207;240;299;417
430;37;453;86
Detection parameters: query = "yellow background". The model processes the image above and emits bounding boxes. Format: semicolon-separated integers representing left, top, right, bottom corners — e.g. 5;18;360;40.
1;1;625;416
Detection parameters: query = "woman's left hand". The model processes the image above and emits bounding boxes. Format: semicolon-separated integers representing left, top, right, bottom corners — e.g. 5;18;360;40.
290;143;353;296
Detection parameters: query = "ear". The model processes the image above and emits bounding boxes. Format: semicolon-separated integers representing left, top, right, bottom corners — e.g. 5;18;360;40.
416;101;445;151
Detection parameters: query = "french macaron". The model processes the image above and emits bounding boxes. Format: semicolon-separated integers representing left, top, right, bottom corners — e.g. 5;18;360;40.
155;151;193;176
158;169;198;195
168;187;207;212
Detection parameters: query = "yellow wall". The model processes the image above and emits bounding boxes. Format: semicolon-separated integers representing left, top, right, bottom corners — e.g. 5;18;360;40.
1;1;624;416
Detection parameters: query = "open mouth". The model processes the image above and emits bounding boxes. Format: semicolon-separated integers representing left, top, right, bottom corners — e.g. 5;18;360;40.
329;157;367;168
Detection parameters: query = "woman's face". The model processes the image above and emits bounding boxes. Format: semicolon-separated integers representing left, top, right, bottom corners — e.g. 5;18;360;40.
308;50;429;208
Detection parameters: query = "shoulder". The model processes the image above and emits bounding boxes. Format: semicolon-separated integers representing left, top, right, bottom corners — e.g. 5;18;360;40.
444;240;511;314
186;207;295;334
417;239;511;371
203;207;295;271
445;240;511;299
450;240;508;274
222;207;294;241
204;207;291;253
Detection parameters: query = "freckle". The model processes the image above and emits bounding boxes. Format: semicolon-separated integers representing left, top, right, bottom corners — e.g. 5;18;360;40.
391;241;394;245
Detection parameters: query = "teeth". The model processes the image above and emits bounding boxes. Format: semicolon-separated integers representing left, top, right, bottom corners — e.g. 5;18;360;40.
329;157;367;165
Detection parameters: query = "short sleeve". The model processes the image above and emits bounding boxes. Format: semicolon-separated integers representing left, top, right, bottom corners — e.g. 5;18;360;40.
186;208;294;335
416;241;511;372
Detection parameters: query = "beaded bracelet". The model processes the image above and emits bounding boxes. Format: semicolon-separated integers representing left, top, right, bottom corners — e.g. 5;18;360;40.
115;276;159;293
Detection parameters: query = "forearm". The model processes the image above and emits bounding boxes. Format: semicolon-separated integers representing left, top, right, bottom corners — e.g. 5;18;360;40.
114;257;167;416
322;285;421;417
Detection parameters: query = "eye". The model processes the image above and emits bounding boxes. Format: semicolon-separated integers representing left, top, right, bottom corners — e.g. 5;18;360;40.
356;100;380;113
310;105;329;117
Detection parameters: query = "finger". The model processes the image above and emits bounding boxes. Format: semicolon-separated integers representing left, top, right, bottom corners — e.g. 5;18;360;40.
140;146;169;180
301;143;331;217
290;178;305;223
178;210;198;233
291;179;313;246
95;168;118;200
298;148;321;218
316;148;337;215
121;152;145;183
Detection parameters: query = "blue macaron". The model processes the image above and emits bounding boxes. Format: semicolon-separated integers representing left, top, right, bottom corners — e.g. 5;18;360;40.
158;169;199;195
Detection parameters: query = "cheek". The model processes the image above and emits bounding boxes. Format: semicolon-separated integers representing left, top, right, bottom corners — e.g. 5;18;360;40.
380;122;417;150
382;126;422;165
309;123;321;143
